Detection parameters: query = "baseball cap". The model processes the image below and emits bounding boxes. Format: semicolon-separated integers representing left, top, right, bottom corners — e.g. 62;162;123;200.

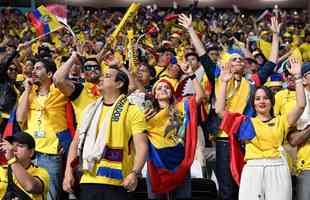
302;62;310;76
5;131;36;150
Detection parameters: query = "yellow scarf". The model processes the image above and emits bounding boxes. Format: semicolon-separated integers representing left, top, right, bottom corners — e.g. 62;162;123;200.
215;78;250;113
78;95;131;180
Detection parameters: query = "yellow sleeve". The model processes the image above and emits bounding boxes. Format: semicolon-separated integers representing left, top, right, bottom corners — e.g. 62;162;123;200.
128;105;147;136
278;114;289;138
274;92;282;116
33;167;50;196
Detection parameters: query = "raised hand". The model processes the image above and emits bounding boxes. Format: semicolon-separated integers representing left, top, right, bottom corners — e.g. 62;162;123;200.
17;41;31;52
0;139;15;160
269;16;281;34
178;14;193;30
24;78;33;92
220;63;233;83
288;57;302;77
179;62;194;75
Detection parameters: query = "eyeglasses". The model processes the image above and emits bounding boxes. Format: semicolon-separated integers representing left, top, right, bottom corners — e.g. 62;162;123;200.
84;65;100;71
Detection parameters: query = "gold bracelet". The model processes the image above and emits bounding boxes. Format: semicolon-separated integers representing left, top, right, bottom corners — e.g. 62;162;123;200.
7;157;17;165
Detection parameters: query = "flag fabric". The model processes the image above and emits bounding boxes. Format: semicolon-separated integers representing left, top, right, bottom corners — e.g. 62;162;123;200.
65;101;76;139
27;5;63;36
1;107;21;165
147;96;197;194
219;111;256;185
46;4;67;23
3;107;20;138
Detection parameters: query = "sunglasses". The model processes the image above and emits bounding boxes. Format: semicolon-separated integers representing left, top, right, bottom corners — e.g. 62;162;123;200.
231;57;243;62
84;65;100;71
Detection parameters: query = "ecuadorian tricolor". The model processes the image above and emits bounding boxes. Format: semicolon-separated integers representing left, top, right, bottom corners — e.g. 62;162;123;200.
27;5;63;36
147;96;197;194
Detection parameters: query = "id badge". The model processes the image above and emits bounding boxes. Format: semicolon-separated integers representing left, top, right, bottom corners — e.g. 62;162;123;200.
35;130;45;138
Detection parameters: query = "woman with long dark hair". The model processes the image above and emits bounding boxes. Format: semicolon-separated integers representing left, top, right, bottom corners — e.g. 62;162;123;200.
145;63;205;199
215;57;306;200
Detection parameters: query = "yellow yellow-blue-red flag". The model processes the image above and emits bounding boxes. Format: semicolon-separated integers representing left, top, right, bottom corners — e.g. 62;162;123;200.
27;5;63;36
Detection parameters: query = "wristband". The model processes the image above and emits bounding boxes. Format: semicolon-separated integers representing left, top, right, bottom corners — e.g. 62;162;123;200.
7;157;17;165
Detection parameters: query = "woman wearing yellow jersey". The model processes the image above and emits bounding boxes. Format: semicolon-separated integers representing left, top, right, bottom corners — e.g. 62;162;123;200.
216;57;306;200
145;63;205;199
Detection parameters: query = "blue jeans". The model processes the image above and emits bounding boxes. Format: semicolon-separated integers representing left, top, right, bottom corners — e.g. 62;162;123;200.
146;173;192;199
216;140;239;200
34;152;63;200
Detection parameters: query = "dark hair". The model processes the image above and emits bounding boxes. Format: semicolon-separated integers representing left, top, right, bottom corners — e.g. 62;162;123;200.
25;57;36;65
185;52;200;61
139;61;156;78
84;57;99;65
251;86;275;117
110;66;129;95
35;58;57;75
158;47;176;56
207;46;220;53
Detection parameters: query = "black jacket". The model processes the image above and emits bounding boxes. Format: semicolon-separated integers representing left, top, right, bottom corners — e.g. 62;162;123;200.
0;50;18;114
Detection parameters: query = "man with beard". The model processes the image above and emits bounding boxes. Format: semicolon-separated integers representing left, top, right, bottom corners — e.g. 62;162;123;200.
16;58;72;200
53;53;101;126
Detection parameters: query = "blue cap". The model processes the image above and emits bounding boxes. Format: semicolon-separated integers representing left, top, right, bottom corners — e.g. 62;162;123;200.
302;62;310;76
170;56;178;64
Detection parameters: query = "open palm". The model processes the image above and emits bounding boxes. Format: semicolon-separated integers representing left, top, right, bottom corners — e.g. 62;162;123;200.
288;57;302;76
220;64;233;82
178;14;193;30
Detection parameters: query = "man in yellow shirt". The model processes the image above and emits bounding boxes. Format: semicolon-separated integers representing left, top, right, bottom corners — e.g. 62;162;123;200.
16;58;71;200
53;53;101;126
288;63;310;200
0;131;49;200
63;67;148;200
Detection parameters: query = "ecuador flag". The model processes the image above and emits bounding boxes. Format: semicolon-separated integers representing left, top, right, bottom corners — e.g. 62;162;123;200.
27;5;63;36
147;96;198;194
220;111;256;185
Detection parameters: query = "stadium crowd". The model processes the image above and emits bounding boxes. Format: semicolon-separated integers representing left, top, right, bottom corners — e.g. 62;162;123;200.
0;2;310;200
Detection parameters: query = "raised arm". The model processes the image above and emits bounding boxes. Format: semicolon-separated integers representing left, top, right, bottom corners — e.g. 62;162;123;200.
179;13;216;84
16;79;32;123
255;17;280;85
178;14;206;56
180;63;206;105
53;52;80;97
215;64;233;118
268;17;280;64
287;57;306;127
